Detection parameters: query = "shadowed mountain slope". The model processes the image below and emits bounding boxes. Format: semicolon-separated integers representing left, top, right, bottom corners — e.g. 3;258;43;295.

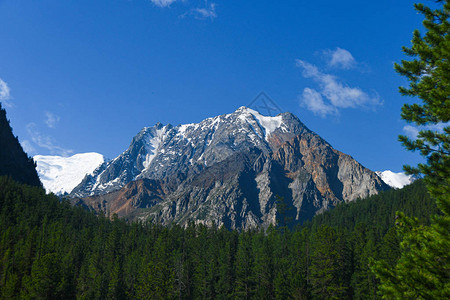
72;107;389;229
0;104;41;187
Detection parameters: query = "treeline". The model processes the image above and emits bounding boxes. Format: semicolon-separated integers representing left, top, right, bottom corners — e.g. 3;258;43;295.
0;176;437;299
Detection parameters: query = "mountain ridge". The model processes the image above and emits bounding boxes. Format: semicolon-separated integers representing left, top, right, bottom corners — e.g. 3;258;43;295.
71;107;308;198
70;107;389;229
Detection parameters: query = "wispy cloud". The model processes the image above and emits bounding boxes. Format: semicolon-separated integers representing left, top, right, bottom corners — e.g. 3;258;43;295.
156;0;218;20
20;140;36;155
191;3;216;19
26;123;73;156
301;88;337;117
326;48;355;69
44;111;60;128
0;78;13;108
296;59;381;117
151;0;178;8
403;123;449;139
402;125;419;139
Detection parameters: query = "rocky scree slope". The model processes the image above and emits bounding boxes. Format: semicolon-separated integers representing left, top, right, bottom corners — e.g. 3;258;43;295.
71;107;389;229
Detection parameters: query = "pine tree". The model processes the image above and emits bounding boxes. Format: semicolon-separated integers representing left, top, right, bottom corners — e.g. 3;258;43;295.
351;224;379;300
373;1;450;298
253;231;275;299
309;225;349;299
290;228;310;299
396;0;450;212
216;229;238;299
234;231;256;299
24;253;64;299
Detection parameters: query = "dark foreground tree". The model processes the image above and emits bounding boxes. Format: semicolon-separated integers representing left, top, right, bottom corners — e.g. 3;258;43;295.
373;1;450;299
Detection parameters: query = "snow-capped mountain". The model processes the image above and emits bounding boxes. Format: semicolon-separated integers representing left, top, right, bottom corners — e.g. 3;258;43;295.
71;107;389;229
72;107;302;197
376;170;414;189
34;153;105;195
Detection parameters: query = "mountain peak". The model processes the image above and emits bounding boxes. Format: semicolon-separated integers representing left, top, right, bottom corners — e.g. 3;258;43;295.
72;107;308;197
235;106;307;133
154;122;165;129
234;106;283;118
68;106;389;228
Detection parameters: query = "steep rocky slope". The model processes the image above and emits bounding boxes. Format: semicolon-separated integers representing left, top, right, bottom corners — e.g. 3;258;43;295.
72;107;389;229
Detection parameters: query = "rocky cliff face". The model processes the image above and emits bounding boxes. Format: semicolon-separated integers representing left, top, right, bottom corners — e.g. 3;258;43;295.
0;104;41;187
72;107;389;229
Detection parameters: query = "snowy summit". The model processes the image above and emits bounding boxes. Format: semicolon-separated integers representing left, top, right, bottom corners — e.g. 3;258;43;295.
71;106;304;197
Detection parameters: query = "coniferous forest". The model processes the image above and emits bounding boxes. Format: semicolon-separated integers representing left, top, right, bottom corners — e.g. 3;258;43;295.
0;1;448;299
0;176;438;299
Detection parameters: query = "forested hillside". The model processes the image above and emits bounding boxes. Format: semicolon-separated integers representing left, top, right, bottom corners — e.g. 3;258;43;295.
0;177;435;299
308;180;437;232
0;104;41;187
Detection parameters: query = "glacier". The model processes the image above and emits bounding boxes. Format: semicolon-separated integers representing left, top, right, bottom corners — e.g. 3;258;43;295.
376;170;414;189
34;153;105;195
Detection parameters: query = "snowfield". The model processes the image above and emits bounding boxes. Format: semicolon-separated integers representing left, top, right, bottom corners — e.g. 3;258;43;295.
34;153;105;195
376;170;414;189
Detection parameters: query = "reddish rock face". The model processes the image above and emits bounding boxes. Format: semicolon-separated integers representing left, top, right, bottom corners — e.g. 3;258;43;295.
74;179;167;219
72;107;389;229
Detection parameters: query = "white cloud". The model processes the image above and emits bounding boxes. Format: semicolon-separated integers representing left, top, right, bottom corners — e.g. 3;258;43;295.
402;125;419;139
26;123;73;157
296;59;381;117
20;140;36;155
300;88;337;117
430;122;449;132
327;48;355;69
45;111;60;128
403;122;449;139
191;3;216;19
150;0;218;20
151;0;178;7
0;78;13;108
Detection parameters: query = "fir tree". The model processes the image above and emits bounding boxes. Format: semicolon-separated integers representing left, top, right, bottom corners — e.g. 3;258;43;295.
309;225;349;299
373;1;450;298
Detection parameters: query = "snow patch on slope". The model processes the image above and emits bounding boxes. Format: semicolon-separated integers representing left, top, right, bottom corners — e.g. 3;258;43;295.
34;153;104;195
237;107;284;141
143;127;168;169
177;123;200;138
376;170;414;189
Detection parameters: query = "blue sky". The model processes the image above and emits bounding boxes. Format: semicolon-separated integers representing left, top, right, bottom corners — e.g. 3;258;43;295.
0;0;427;172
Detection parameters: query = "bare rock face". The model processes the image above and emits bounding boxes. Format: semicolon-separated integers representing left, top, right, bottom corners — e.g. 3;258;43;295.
72;179;167;219
71;107;389;229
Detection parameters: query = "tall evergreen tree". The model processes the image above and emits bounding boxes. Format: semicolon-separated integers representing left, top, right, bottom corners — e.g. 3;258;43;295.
309;225;349;299
373;1;450;298
234;231;256;299
396;0;450;212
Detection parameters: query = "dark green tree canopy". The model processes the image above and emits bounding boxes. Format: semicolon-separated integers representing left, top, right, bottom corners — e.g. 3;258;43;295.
396;0;449;211
374;1;450;299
